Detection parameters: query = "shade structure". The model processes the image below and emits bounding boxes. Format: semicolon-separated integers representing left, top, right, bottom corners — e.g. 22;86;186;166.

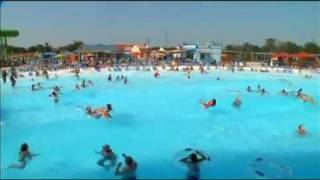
289;52;316;60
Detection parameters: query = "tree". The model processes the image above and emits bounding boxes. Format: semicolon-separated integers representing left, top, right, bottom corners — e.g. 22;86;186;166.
58;41;84;52
262;38;277;52
277;41;302;53
0;29;19;61
303;42;320;54
28;44;45;52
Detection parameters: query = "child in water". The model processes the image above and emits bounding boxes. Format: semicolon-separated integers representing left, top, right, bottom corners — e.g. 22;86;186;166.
200;99;216;109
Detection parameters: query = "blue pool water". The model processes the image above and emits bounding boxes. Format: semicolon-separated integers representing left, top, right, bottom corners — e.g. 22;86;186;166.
1;69;320;179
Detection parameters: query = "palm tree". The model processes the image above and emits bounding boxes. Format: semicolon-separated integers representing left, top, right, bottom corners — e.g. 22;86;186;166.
0;29;19;65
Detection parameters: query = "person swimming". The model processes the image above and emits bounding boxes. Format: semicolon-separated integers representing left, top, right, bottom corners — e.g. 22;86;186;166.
88;80;94;86
154;70;160;78
298;124;306;136
116;75;121;81
280;89;288;96
257;85;261;92
97;144;118;169
115;153;138;180
31;84;38;91
53;86;61;93
261;89;266;95
216;77;220;81
10;75;16;87
200;99;216;109
49;90;59;103
121;75;125;80
124;76;128;84
85;106;102;119
232;97;242;108
7;143;40;169
296;88;303;97
180;149;210;180
247;86;252;92
2;70;8;83
298;93;315;104
81;79;86;88
187;71;191;79
75;84;81;91
108;74;112;81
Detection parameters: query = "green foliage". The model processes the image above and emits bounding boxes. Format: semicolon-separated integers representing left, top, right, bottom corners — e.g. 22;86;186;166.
225;38;320;54
303;42;320;54
58;41;84;52
0;30;19;37
7;45;26;54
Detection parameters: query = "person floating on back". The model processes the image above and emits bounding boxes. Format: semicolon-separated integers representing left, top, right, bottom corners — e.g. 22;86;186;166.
115;153;138;180
7;143;40;169
200;99;216;109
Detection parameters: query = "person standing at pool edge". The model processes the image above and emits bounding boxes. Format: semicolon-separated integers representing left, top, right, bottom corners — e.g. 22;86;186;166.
115;153;138;180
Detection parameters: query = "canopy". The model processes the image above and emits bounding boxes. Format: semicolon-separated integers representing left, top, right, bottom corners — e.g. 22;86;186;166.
289;52;316;60
159;47;166;52
131;45;141;54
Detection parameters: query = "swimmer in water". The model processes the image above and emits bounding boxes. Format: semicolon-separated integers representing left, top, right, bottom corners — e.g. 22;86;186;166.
180;149;209;180
200;99;216;109
115;153;138;180
97;144;117;169
53;86;61;93
81;79;86;88
108;74;112;81
296;88;303;97
85;106;101;118
75;84;81;91
154;70;160;78
2;70;8;83
94;104;112;118
232;97;242;108
257;85;261;92
7;143;40;169
88;80;94;86
298;124;306;136
216;77;220;81
49;90;59;103
116;75;120;81
261;89;266;95
31;84;38;91
187;71;191;79
247;86;252;92
280;89;288;96
299;94;315;104
124;76;128;85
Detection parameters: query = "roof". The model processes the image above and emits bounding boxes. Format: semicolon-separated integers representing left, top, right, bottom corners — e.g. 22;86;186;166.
74;44;115;53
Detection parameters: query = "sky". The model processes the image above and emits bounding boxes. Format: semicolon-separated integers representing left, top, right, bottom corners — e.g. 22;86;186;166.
1;1;319;48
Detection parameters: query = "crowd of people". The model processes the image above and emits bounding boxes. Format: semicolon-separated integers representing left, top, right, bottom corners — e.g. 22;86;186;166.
1;65;317;179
